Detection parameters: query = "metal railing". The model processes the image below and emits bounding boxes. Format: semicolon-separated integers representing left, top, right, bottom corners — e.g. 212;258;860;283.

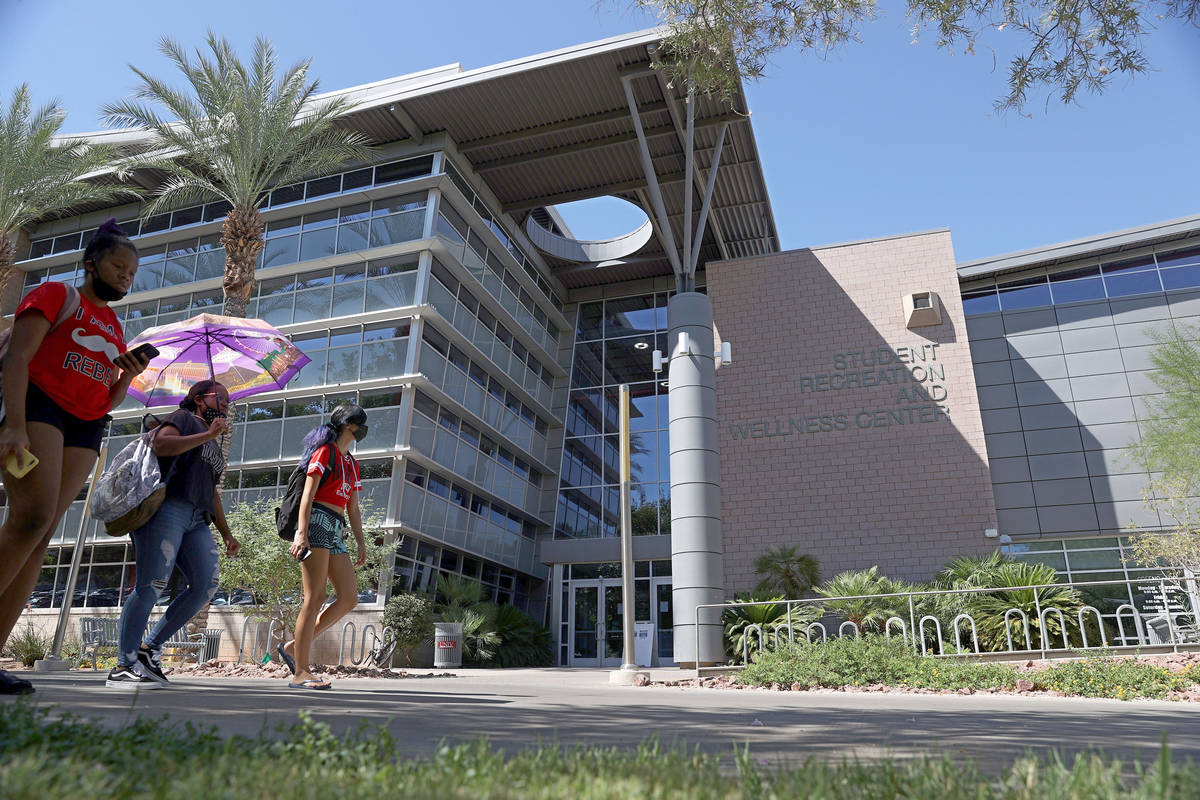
697;575;1200;677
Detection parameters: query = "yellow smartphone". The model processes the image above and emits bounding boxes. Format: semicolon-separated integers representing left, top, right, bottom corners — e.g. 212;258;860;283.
5;448;39;479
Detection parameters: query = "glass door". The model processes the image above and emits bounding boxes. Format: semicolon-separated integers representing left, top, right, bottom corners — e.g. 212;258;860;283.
652;578;674;666
569;580;623;667
571;583;600;666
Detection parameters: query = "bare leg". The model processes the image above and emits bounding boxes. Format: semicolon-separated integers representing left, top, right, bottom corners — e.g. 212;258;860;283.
0;424;73;649
310;553;358;640
291;548;330;686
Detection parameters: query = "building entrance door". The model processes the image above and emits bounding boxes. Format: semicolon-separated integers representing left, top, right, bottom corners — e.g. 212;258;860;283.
652;577;675;667
569;579;624;667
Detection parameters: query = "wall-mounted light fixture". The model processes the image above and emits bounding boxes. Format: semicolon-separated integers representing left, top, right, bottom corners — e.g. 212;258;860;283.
902;290;942;328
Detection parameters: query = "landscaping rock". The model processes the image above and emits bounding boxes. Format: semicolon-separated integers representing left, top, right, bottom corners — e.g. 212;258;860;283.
1015;679;1035;692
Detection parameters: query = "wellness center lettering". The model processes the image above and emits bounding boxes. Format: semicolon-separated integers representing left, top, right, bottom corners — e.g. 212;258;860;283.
730;344;949;440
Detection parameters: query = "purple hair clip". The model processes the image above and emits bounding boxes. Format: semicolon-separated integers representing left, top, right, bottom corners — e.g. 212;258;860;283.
96;218;126;237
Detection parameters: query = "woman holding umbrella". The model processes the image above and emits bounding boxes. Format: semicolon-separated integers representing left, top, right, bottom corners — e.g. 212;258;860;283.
106;379;241;689
278;405;368;690
0;219;152;696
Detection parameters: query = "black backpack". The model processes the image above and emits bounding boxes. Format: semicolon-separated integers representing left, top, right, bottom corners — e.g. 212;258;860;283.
274;445;340;541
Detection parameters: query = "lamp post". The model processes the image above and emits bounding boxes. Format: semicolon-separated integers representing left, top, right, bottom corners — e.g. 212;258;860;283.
609;384;648;685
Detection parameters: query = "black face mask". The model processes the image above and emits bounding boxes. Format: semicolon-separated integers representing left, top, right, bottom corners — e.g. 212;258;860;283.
351;424;368;443
201;406;226;426
89;269;127;302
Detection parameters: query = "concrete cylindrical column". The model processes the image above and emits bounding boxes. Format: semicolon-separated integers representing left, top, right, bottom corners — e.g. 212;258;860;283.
668;292;725;666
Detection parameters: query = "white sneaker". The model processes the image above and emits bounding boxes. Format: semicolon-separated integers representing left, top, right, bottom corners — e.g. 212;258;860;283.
105;663;163;689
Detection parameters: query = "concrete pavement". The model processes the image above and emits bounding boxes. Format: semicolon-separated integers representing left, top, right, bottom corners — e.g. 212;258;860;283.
3;668;1199;767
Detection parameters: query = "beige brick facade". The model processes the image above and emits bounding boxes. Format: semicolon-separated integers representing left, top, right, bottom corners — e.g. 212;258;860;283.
708;230;997;591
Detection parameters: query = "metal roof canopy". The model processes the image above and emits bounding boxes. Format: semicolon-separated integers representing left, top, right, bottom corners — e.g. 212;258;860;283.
50;29;780;292
958;214;1200;281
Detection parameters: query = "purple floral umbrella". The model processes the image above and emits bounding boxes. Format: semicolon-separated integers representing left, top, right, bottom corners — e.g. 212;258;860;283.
125;313;311;406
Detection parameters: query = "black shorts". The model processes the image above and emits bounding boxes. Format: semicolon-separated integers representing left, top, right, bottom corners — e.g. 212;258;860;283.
4;382;109;453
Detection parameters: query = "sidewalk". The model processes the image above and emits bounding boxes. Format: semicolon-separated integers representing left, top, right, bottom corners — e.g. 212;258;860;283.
5;667;1200;766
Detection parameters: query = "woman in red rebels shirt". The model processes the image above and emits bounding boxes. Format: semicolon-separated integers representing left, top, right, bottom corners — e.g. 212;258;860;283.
279;404;368;690
0;219;151;695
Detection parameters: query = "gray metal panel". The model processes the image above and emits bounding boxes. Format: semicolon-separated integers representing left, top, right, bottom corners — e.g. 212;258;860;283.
1065;349;1126;377
970;338;1010;363
1003;308;1059;335
996;507;1041;535
992;482;1035;509
989;456;1031;483
1036;504;1099;533
1054;301;1112;330
1018;402;1079;430
1023;427;1083;456
1007;332;1064;359
1131;394;1161;421
981;407;1023;433
1028;452;1088;480
966;314;1005;339
1167;289;1200;317
977;384;1017;410
1090;473;1151;503
1069;373;1131;401
1125;370;1162;396
984;432;1027;458
1010;354;1068;382
973;360;1015;386
1120;345;1156;370
1115;319;1170;348
1015;378;1073;406
1032;477;1093;506
1079;421;1141;451
1073;397;1136;426
1085;447;1140;476
1059;326;1118;353
1109;294;1171;324
1095;500;1161;530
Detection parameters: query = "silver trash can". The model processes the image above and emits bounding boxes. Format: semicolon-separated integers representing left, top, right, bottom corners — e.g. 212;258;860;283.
433;622;463;668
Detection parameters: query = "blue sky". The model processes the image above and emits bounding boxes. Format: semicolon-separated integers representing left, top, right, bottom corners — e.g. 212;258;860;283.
2;0;1197;263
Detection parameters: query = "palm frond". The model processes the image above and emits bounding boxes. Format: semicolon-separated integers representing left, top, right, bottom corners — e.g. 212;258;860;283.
101;33;373;217
1;83;138;237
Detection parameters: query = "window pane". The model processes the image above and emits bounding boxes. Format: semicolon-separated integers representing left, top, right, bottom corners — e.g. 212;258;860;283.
299;227;337;262
998;281;1051;310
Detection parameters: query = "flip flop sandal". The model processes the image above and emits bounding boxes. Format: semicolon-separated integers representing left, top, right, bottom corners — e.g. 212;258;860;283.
288;679;331;690
276;643;297;675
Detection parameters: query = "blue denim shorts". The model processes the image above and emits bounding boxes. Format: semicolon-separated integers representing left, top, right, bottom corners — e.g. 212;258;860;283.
307;505;348;556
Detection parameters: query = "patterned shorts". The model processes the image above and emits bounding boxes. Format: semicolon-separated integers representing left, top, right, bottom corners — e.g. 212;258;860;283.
306;505;348;556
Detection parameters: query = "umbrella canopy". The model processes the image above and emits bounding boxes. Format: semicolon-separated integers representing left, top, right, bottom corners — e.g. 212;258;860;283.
125;314;311;406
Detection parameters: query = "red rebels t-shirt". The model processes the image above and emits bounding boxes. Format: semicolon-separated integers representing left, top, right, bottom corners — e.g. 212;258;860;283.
306;443;361;510
16;283;125;421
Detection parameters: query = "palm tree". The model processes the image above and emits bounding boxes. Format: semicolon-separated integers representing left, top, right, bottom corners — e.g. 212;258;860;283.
101;32;373;317
753;546;821;598
0;84;136;308
815;566;912;634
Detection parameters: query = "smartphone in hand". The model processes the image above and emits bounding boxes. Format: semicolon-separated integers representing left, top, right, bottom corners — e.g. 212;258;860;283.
130;343;160;361
4;447;39;478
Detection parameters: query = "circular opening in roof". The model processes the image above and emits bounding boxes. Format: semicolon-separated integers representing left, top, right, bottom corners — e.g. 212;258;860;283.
526;196;654;263
551;196;649;240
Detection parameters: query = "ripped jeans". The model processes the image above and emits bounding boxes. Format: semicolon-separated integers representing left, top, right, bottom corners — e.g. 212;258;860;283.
116;498;219;666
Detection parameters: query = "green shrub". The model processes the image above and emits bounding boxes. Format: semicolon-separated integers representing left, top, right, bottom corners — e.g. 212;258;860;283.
491;604;553;668
739;635;1020;690
1039;656;1197;699
3;618;51;667
381;593;434;665
723;591;822;664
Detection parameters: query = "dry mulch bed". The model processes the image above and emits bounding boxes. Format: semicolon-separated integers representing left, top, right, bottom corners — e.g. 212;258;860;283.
170;660;456;680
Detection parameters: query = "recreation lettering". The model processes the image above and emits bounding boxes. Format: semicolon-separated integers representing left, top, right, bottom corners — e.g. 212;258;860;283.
730;342;952;441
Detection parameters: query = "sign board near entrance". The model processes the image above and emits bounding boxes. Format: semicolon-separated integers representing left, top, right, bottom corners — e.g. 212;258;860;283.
634;622;654;666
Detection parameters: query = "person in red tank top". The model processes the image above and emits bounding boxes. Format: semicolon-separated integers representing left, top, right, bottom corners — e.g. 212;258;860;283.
0;220;152;695
278;404;368;690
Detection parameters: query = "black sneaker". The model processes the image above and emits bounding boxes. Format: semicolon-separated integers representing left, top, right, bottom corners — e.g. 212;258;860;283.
0;669;34;695
137;645;169;685
105;663;163;690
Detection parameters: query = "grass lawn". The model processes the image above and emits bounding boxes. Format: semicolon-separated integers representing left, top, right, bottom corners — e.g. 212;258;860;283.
1;701;1197;798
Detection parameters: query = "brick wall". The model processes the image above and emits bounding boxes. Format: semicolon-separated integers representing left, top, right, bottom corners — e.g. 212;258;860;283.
708;230;997;591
